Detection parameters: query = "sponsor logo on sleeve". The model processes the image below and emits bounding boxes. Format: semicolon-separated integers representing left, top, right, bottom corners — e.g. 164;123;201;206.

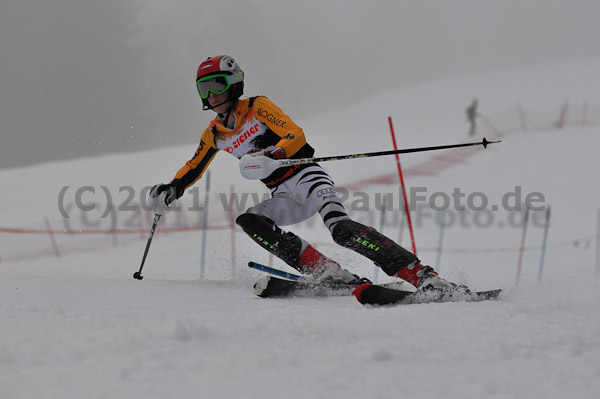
256;107;287;128
192;140;206;159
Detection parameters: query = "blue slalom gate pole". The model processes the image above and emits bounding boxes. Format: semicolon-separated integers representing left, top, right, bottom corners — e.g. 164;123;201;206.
538;206;551;282
199;171;211;279
515;206;530;287
596;209;600;276
373;205;387;284
435;210;447;271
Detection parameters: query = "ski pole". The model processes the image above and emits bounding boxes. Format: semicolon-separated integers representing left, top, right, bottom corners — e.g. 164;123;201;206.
240;138;500;180
133;213;161;280
133;192;171;280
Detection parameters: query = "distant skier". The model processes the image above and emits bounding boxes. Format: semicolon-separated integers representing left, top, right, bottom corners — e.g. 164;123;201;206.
466;99;479;136
150;55;462;293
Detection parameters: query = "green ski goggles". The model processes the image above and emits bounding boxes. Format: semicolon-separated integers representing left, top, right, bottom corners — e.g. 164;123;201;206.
196;72;244;99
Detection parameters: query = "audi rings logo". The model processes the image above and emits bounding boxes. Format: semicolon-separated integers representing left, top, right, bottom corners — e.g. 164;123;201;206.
317;187;337;197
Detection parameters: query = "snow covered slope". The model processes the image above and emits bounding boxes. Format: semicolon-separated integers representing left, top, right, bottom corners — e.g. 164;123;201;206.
2;59;600;399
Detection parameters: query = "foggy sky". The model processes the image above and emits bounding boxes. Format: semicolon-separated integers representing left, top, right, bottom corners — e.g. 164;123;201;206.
1;0;599;169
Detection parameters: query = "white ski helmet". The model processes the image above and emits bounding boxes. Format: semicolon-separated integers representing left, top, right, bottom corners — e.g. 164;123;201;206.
196;55;244;110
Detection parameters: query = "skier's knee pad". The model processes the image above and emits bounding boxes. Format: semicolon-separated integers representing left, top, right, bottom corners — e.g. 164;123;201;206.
236;213;274;235
331;219;418;276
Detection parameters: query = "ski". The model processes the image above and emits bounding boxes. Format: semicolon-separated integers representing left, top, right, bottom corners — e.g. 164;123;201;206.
248;261;404;298
352;283;502;306
248;261;302;281
253;275;371;298
248;261;502;305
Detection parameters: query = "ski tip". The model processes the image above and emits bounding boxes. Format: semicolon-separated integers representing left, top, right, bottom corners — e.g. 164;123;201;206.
352;283;373;304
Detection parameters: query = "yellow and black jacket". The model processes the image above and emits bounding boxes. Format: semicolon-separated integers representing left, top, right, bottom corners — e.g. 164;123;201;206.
171;96;315;196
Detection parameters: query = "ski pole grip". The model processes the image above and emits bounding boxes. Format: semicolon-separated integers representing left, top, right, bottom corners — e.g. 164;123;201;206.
146;192;172;215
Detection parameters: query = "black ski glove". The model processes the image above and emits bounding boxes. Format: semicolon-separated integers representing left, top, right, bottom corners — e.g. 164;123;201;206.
149;180;183;205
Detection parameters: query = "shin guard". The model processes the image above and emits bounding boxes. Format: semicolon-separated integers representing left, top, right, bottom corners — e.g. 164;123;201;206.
236;213;304;269
331;219;417;276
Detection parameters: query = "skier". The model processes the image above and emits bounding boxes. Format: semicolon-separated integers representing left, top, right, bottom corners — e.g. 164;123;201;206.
150;55;460;292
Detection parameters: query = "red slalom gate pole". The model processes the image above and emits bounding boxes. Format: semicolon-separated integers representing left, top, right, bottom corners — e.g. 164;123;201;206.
388;116;418;256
